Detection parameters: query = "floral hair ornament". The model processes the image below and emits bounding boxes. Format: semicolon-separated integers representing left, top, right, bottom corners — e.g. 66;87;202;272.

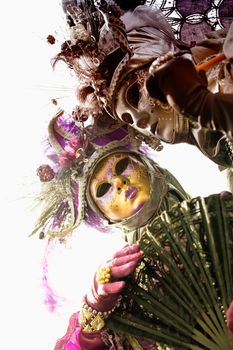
32;109;143;241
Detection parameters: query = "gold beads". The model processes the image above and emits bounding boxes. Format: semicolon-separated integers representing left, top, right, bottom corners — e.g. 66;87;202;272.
96;265;111;284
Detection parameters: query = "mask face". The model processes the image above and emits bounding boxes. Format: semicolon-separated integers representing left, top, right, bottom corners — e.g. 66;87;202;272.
89;152;150;221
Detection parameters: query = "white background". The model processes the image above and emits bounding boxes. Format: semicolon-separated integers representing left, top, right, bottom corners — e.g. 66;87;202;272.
0;1;230;349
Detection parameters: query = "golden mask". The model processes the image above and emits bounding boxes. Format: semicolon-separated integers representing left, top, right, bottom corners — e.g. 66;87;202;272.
89;152;150;221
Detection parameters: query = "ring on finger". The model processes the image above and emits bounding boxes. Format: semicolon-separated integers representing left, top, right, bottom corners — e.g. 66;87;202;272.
96;265;111;284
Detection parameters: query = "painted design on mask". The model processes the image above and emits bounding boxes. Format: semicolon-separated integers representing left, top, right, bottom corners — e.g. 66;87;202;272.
90;152;150;221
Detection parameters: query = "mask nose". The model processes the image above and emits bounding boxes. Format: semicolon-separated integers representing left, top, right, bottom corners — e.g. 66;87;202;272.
113;176;128;192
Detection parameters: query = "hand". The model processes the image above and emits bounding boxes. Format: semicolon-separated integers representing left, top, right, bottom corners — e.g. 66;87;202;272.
146;54;233;133
78;245;142;349
146;55;208;116
86;243;142;312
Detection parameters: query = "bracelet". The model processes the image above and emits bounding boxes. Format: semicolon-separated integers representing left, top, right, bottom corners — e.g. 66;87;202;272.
79;295;122;333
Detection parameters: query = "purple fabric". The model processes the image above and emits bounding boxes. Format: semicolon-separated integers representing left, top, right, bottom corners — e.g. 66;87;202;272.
53;127;68;149
84;206;111;233
57;114;79;134
52;114;80;149
92;125;128;146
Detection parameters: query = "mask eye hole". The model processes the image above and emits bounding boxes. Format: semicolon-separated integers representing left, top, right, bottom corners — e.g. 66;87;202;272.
115;158;129;176
96;182;111;198
127;83;140;108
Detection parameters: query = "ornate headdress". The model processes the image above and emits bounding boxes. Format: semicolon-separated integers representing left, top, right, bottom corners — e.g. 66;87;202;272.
32;110;189;242
32;110;144;239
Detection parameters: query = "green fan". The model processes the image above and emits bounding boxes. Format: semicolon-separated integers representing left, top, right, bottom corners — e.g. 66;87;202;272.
107;193;233;349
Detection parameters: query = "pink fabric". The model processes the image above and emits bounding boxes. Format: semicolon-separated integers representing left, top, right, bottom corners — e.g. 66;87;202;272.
227;301;233;333
53;310;107;350
66;341;81;350
54;312;82;350
227;301;233;347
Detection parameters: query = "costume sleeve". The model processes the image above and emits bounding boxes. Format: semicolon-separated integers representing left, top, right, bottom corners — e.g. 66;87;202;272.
53;312;107;350
146;56;233;134
186;89;233;132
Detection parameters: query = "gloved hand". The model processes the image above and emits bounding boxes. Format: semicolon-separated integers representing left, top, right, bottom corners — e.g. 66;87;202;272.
146;54;208;113
78;243;142;349
146;55;233;133
86;243;142;312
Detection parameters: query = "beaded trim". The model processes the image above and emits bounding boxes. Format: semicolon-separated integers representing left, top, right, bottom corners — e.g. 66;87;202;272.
79;295;122;333
225;136;233;164
149;51;174;75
